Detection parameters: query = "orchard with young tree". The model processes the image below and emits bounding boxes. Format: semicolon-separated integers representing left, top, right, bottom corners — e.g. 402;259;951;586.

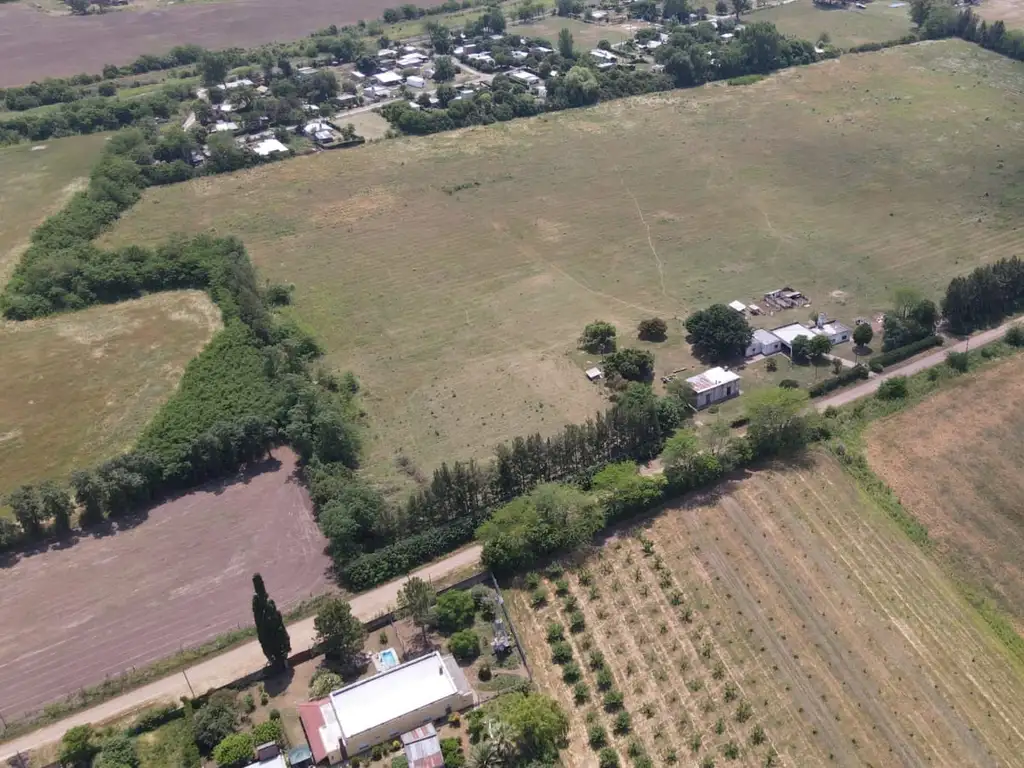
684;304;753;361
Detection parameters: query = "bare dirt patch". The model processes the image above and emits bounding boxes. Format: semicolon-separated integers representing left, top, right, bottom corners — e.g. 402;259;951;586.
0;0;403;86
866;353;1024;629
508;452;1024;766
0;449;329;723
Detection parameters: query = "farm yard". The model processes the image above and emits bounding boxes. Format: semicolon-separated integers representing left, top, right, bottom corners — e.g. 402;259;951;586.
104;41;1024;486
0;291;221;496
866;352;1024;633
507;452;1024;767
0;449;329;723
751;0;913;48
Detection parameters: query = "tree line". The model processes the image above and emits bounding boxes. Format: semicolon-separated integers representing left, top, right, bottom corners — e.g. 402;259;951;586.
942;256;1024;334
0;126;361;552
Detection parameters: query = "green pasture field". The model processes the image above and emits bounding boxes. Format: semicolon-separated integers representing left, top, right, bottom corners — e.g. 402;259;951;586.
752;0;913;48
103;41;1024;488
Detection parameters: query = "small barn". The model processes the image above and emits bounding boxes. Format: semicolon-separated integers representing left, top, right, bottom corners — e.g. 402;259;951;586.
686;367;741;409
745;328;783;358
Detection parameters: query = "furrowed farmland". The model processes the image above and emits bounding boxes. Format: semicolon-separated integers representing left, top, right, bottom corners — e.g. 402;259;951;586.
507;453;1024;767
104;41;1024;484
866;352;1024;634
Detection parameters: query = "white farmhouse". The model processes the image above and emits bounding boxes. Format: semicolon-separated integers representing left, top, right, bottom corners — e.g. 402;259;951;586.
686;367;741;409
745;328;783;358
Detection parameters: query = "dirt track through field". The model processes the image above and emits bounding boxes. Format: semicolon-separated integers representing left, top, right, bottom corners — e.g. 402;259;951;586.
0;449;329;722
0;0;396;86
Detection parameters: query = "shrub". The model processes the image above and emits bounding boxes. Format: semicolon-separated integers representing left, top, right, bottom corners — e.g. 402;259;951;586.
562;662;582;684
604;348;655;382
637;317;668;341
598;747;620;768
876;376;908;400
807;364;869;397
251;719;283;746
588;650;606;670
371;745;385;761
546;622;565;643
448;712;461;727
194;692;239;751
93;734;139;768
243;694;256;714
525;572;541;589
550;641;573;664
596;667;614;690
569;610;586;633
722;740;740;760
440;738;464;768
1005;325;1024;347
392;757;409;768
554;578;570;596
564;595;579;612
870;334;942;368
545;562;564;578
435;589;477;633
613;710;632;734
765;357;778;372
588;723;608;749
603;689;624;711
530;587;548;607
735;701;753;723
580;321;617;353
213;733;254;768
573;682;590;704
778;379;799;389
869;360;884;373
727;74;764;86
946;350;969;373
268;709;281;721
260;692;269;706
310;669;343;699
448;630;481;661
750;725;766;746
478;664;492;681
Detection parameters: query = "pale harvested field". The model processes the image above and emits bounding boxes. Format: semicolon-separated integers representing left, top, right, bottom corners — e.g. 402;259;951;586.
104;41;1024;484
0;133;110;286
0;291;221;495
507;453;1024;767
752;0;913;48
976;0;1024;27
866;353;1024;630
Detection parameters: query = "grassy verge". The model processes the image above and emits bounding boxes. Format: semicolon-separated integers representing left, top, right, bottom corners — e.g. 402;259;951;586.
824;338;1024;668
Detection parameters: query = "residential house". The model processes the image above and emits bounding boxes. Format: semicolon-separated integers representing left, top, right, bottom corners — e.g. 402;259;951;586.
745;328;783;358
686;367;741;409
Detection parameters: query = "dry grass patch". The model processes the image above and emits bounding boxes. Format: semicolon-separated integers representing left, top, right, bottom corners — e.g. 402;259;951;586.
508;452;1024;766
103;42;1024;486
866;352;1024;632
0;291;221;495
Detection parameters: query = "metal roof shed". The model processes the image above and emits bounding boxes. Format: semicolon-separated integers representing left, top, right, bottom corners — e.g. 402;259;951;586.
402;724;444;768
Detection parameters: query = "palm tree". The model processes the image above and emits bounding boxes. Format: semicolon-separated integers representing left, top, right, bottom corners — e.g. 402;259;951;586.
467;742;498;768
487;720;520;765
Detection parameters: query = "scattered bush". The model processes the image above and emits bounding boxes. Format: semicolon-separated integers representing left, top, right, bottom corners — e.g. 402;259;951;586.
735;701;753;723
551;641;573;665
525;572;541;589
946;350;969;373
876;376;909;400
596;667;614;690
371;745;385;762
1005;325;1024;347
562;662;582;684
546;622;565;643
588;650;606;670
213;733;254;768
569;610;586;633
637;317;668;341
750;725;766;746
310;669;344;699
478;664;492;681
554;577;570;596
613;710;632;734
251;719;283;746
598;747;620;768
448;629;481;661
722;740;740;760
588;723;608;749
268;709;281;721
778;379;800;389
530;587;548;607
391;757;408;768
765;357;778;372
603;689;624;711
435;589;477;633
573;682;590;704
440;737;464;768
870;360;884;374
243;694;256;714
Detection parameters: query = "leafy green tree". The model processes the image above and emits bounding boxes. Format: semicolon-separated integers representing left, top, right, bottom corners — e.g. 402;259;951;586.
556;0;578;15
398;575;436;642
852;323;873;349
200;52;230;86
790;334;810;362
213;733;254;768
731;0;750;20
564;65;599;106
877;376;909;400
38;480;73;536
591;462;666;521
59;725;97;768
808;334;832;361
579;321;616;353
433;56;458;82
909;0;935;26
7;484;43;539
604;348;655;381
662;0;690;20
684;304;753;361
558;27;575;58
436;83;457;106
70;469;106;526
427;22;453;53
637;317;668;341
192;692;239;752
448;629;481;660
252;573;291;669
314;597;366;667
435;589;476;633
251;719;284;746
93;734;139;768
490;692;570;762
715;0;728;13
745;387;810;457
69;0;90;15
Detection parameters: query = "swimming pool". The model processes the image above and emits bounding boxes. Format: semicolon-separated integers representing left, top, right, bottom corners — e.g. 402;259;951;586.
376;648;399;670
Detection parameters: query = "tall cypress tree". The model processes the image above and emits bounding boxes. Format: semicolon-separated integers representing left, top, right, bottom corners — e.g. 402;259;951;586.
252;573;291;669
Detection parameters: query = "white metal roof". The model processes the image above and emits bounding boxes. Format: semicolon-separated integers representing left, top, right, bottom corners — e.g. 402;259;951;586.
819;321;850;336
771;322;817;346
374;71;403;85
252;138;288;156
329;652;458;743
686;367;740;393
590;48;616;60
728;300;746;312
752;328;781;345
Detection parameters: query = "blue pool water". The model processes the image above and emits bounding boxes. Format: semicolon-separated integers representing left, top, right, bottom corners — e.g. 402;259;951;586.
379;648;399;668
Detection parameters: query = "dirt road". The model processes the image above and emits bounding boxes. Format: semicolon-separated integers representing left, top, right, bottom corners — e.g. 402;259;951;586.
0;544;482;760
814;319;1020;410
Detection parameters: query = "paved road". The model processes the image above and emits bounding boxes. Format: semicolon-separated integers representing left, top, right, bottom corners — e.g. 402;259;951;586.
814;320;1020;410
0;545;482;761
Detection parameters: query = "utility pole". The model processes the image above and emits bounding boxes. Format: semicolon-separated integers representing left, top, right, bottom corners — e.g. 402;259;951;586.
182;669;196;698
